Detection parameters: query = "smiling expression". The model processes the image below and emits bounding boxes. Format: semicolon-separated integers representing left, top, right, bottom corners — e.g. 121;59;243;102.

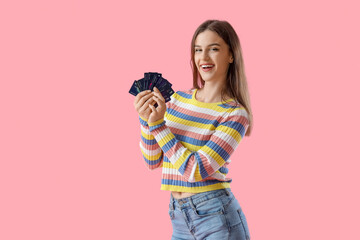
194;30;233;83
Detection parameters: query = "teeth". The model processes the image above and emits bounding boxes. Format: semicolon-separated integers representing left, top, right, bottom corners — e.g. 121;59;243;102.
202;65;214;68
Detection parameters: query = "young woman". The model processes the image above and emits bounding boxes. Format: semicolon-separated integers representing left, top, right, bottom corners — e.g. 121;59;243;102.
133;19;253;240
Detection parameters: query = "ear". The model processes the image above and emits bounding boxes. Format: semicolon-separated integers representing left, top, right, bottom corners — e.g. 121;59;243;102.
229;52;234;63
229;56;233;63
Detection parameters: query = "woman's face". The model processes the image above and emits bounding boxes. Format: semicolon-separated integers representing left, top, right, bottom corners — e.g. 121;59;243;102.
194;30;233;84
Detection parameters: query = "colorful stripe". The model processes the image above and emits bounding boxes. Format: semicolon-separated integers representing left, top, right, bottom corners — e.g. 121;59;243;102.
139;89;249;192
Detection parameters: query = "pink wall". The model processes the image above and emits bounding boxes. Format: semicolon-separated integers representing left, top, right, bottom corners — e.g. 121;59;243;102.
1;0;359;239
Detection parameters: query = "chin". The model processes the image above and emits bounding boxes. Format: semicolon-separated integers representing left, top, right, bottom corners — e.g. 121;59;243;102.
200;75;214;82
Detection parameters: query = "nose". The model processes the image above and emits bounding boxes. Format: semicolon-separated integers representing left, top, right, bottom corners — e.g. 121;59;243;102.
199;50;210;60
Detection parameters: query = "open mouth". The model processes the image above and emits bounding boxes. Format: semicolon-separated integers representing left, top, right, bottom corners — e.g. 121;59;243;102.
200;64;214;72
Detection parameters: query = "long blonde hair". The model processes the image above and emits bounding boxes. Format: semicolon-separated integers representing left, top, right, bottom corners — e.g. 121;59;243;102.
190;19;253;136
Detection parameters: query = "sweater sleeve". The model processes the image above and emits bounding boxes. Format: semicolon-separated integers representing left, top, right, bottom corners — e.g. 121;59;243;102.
139;115;164;170
138;93;178;170
148;109;249;182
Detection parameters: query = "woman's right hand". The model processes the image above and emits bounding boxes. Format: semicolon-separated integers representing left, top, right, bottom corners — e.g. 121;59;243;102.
133;90;156;121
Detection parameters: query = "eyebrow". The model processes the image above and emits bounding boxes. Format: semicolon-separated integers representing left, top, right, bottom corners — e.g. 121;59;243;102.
194;43;221;47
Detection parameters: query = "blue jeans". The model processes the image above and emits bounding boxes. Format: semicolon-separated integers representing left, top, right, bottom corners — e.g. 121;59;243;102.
169;188;250;240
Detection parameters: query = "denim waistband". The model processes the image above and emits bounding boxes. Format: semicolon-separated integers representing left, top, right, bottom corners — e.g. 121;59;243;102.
170;188;232;209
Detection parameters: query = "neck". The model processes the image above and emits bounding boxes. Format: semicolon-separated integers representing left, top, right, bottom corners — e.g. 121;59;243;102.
197;80;230;103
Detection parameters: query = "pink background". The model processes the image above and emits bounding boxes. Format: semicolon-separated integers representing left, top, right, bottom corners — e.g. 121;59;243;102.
1;0;359;239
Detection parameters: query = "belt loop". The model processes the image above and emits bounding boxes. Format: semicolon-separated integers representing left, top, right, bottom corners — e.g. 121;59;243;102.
188;195;196;211
170;194;175;210
225;188;230;196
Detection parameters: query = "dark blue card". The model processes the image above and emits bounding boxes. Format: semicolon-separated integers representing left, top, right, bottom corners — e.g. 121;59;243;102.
129;80;140;96
130;72;174;102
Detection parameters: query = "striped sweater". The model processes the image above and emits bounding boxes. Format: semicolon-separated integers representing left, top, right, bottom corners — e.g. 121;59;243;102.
139;88;250;193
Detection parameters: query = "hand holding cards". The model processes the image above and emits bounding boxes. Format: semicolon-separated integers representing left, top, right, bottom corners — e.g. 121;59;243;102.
129;72;175;103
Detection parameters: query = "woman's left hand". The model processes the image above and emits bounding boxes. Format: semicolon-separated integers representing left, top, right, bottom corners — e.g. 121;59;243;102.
148;87;167;124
